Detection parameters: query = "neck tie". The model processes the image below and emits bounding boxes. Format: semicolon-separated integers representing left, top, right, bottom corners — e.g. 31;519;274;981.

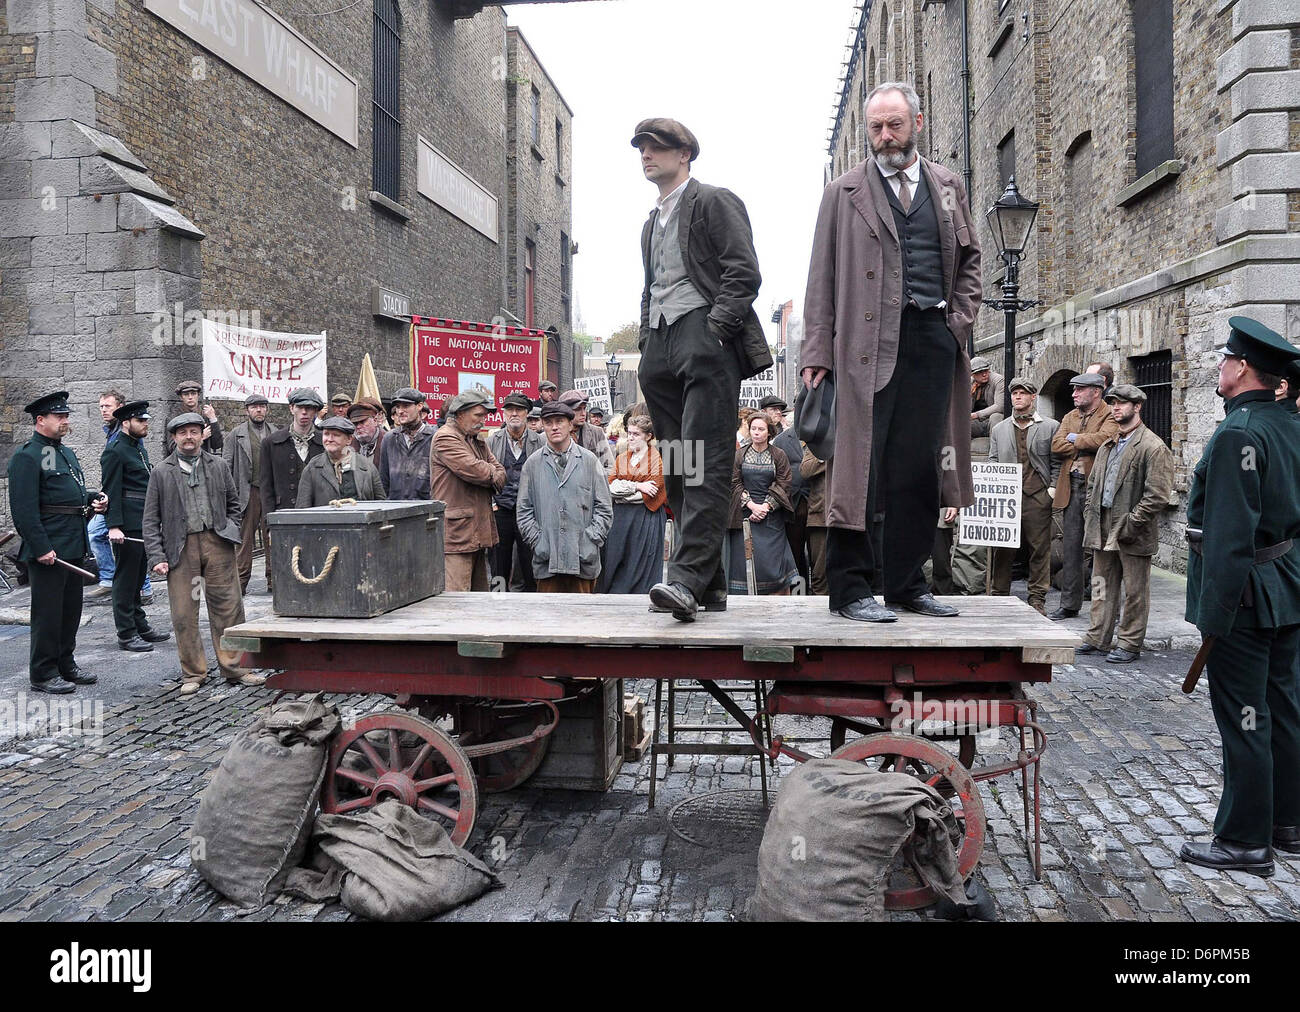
897;175;912;213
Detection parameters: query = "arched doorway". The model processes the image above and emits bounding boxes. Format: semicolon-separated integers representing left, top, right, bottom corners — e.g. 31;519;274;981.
1041;369;1075;421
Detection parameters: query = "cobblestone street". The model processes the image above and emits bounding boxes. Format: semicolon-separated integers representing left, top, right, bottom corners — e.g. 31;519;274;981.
0;632;1297;923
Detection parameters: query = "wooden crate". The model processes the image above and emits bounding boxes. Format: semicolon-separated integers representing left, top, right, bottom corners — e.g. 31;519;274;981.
267;501;444;618
532;678;624;791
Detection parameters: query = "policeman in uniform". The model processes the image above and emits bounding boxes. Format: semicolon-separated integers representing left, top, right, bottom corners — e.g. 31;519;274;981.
1180;317;1300;877
102;400;171;652
7;392;107;693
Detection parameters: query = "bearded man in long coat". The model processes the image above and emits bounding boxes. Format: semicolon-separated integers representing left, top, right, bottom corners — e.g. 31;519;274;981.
801;82;982;623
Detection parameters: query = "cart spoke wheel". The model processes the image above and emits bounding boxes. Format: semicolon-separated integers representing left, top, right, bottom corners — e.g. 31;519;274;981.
831;732;985;912
324;711;479;846
458;702;554;794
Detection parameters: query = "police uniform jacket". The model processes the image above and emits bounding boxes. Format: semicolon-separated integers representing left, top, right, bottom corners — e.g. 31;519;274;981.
7;433;95;561
101;433;152;533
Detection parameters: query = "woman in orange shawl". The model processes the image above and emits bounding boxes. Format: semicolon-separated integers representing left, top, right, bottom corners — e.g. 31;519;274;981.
597;413;667;594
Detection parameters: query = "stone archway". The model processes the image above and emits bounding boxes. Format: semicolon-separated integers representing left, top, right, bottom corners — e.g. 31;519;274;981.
1041;368;1076;421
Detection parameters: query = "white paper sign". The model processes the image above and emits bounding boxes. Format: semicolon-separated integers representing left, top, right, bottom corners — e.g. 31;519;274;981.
202;319;327;404
573;374;611;415
957;461;1022;549
738;366;777;409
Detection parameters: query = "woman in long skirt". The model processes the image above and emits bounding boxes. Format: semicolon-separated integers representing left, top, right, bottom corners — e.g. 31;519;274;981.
597;414;667;594
726;414;799;595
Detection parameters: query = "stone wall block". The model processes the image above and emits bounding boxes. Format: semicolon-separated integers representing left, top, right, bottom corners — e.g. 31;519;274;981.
14;77;96;125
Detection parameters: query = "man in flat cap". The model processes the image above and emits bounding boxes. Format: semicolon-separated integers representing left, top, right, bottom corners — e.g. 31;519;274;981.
7;391;108;693
347;397;386;460
559;389;614;473
987;378;1060;615
1049;372;1119;619
223;393;279;594
1076;384;1173;661
260;388;324;530
968;357;1005;440
517;400;613;593
378;388;436;500
165;380;223;458
527;405;544;434
145;414;261;694
330;392;353;417
802;81;982;623
102;400;170;652
759;395;787;435
297;417;384;507
1276;359;1299;417
632;117;770;620
488;391;546;591
535;380;559;406
431;389;506;590
1180;317;1300;878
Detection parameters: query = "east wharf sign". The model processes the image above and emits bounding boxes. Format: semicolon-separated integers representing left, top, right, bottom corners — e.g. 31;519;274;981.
145;0;359;146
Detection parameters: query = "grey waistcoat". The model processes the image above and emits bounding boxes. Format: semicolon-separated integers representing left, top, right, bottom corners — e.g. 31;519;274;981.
648;202;709;328
882;168;945;310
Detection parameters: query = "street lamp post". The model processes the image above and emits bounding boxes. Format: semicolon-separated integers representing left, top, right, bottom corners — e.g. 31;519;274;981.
982;175;1041;418
605;352;621;413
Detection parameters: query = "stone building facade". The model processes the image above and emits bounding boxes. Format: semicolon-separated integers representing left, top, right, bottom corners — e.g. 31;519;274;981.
825;0;1300;571
0;0;575;528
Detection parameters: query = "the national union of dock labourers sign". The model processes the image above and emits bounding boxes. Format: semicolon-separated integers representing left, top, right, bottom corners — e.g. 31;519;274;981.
417;137;499;242
145;0;359;146
411;318;544;427
202;319;328;404
957;461;1022;549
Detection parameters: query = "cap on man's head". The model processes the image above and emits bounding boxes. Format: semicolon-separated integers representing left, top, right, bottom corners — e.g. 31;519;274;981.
528;405;543;419
288;387;324;409
391;387;425;405
1104;383;1147;404
539;400;575;420
446;389;494;416
1008;376;1038;394
244;393;269;407
538;380;558;392
630;118;700;161
759;395;787;411
175;380;202;395
501;392;533;411
970;357;992;373
558;389;589;408
1217;316;1300;376
167;411;206;434
347;397;382;419
1069;373;1107;389
25;390;71;417
1283;358;1300;390
330;392;352;406
320;415;356;434
113;399;150;422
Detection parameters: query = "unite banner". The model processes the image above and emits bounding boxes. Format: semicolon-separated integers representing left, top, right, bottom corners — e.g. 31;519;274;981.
410;318;545;426
201;319;327;404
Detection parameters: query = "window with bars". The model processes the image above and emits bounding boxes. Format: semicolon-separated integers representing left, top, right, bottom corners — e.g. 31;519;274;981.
560;231;571;324
531;86;542;148
372;0;401;202
1131;350;1173;447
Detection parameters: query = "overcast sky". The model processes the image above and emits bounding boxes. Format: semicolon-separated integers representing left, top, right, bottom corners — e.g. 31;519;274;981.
503;0;860;342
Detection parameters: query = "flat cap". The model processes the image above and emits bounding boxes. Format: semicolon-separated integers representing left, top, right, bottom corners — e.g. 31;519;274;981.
113;399;150;422
1069;373;1107;389
25;390;70;416
527;405;543;419
539;400;575;420
346;397;382;419
320;415;356;434
330;392;352;405
446;388;494;416
558;388;589;408
166;412;206;433
970;357;992;372
538;380;558;392
1007;376;1038;394
759;395;787;411
391;387;425;405
1105;383;1147;403
501;392;534;411
175;379;202;395
1217;316;1300;377
1283;358;1300;388
631;117;700;161
244;393;269;407
287;387;324;408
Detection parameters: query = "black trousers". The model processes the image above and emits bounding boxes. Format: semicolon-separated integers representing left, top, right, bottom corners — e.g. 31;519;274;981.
112;536;149;640
785;496;810;584
27;561;84;684
1060;472;1087;611
827;307;957;609
639;306;741;598
492;509;536;592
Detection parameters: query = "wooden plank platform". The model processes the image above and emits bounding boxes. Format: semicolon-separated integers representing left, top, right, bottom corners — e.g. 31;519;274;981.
225;593;1079;665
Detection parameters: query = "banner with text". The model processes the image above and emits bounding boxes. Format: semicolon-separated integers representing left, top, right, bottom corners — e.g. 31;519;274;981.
410;318;544;426
573;375;611;416
738;366;778;409
202;320;327;404
957;461;1022;549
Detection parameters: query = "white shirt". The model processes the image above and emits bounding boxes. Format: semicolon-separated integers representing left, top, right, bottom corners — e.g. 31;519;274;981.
875;155;921;203
654;177;690;229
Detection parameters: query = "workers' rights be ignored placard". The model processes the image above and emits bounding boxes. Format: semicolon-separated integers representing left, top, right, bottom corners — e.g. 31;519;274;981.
957;461;1022;548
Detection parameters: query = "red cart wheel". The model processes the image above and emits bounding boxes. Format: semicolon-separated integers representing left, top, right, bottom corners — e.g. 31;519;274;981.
830;732;985;911
323;711;478;846
458;702;553;794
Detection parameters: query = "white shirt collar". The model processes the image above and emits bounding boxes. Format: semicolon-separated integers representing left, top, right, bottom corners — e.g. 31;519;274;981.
875;156;921;184
654;177;691;225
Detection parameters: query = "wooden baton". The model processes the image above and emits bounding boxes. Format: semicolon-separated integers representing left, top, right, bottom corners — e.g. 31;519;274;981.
1181;635;1216;694
54;556;97;581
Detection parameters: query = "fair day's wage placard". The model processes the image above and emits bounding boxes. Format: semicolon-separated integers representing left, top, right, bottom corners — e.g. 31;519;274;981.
957;461;1022;549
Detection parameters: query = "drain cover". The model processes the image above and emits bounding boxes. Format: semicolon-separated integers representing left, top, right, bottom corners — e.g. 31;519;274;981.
668;790;771;848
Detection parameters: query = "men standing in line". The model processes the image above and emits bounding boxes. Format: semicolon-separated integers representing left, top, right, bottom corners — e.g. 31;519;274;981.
144;414;263;695
260;388;324;522
988;377;1060;615
1049;373;1119;619
517;400;614;593
348;398;385;459
488;392;546;591
101;400;170;653
558;390;615;473
431;390;506;591
164;380;224;458
8;391;107;693
296;417;384;506
801;82;982;623
1179;318;1300;878
379;388;436;500
1076;384;1173;662
224;393;277;594
86;388;125;602
633;116;771;621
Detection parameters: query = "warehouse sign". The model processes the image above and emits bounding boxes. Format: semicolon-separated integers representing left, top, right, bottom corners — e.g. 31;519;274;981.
957;461;1022;549
371;284;411;322
417;136;499;242
145;0;359;146
202;319;327;404
410;318;544;426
